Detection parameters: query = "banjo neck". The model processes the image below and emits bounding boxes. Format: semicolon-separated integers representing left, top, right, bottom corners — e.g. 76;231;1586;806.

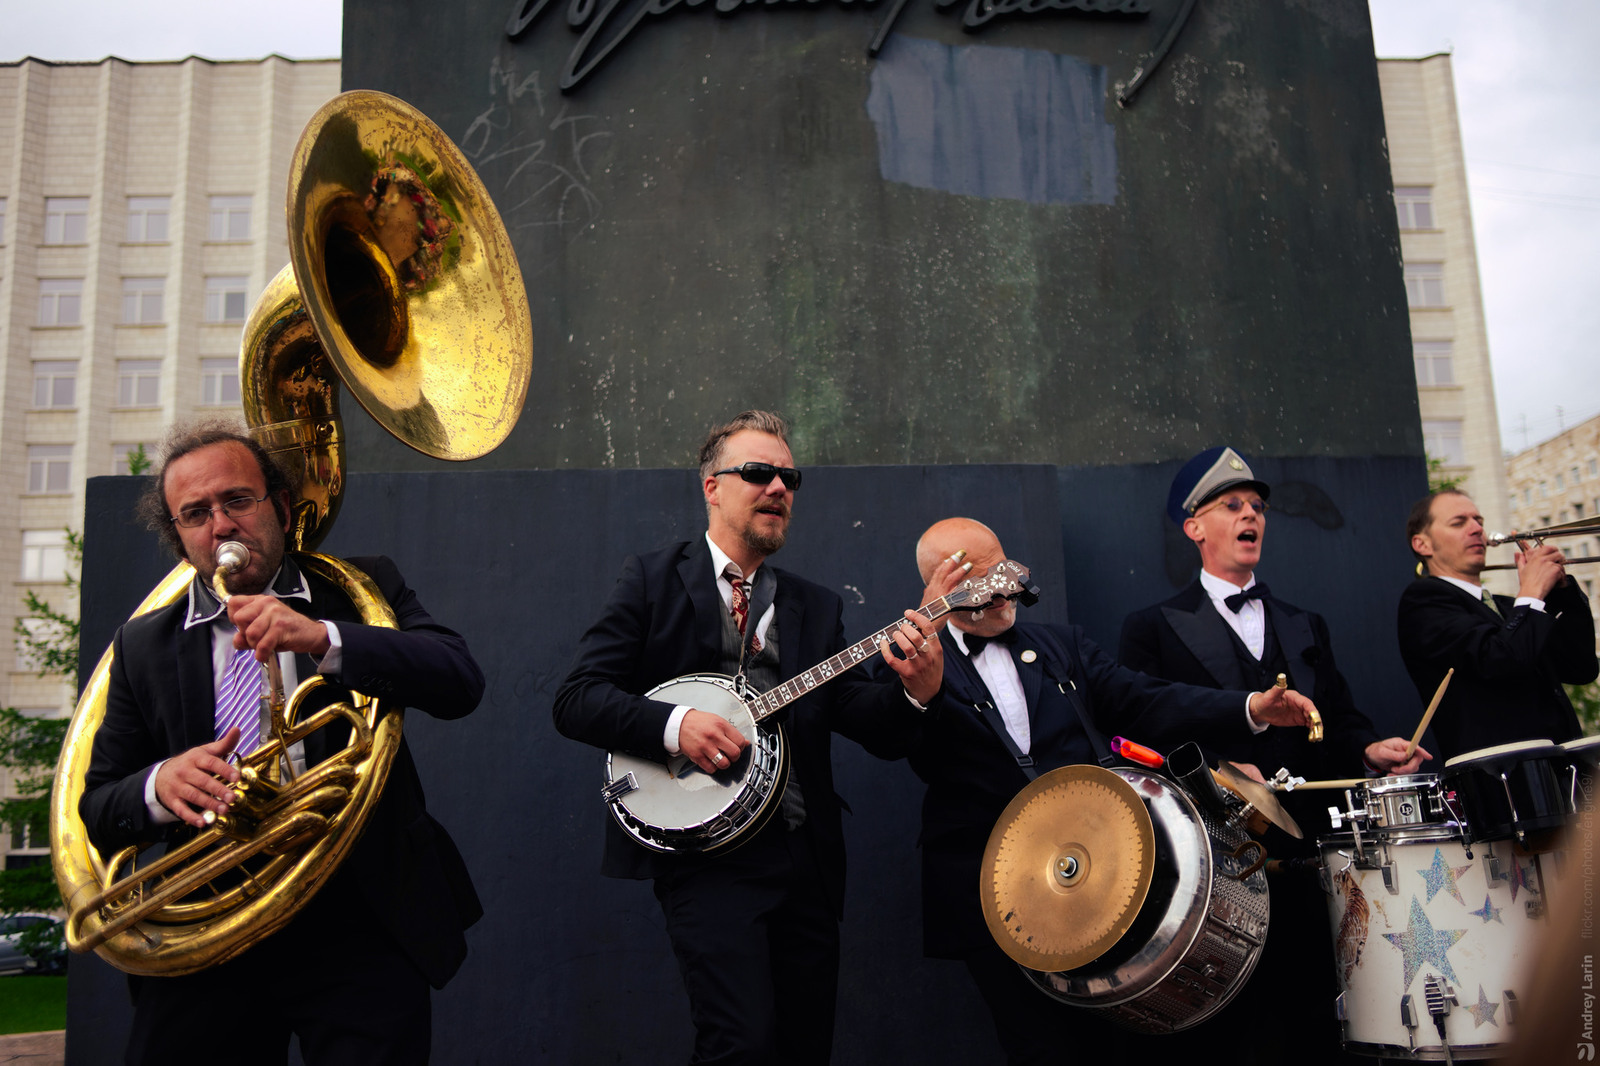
744;565;1028;724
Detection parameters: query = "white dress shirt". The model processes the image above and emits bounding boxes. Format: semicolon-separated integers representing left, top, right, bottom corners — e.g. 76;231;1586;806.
949;627;1031;754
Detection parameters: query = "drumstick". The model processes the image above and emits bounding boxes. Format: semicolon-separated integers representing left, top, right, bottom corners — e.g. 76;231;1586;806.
1267;777;1370;792
1404;667;1454;761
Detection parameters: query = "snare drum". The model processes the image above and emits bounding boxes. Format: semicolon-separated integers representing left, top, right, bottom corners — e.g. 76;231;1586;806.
1443;740;1570;845
1357;773;1447;829
1319;828;1552;1059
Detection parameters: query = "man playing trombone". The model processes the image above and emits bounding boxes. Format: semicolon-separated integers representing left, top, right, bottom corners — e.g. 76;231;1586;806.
78;422;485;1066
1399;488;1597;759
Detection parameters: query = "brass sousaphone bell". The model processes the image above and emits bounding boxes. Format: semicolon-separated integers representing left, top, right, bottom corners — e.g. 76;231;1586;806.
50;91;531;975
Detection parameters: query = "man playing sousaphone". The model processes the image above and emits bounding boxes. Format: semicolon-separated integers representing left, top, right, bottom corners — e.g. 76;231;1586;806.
79;422;484;1065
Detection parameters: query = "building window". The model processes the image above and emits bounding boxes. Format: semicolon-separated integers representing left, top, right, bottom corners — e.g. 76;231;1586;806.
112;442;154;475
1395;186;1435;230
43;197;89;244
117;359;161;407
1524;488;1533;505
37;279;83;326
200;358;240;406
1578;502;1588;519
1557;474;1566;492
126;196;170;242
1561;509;1571;524
0;197;7;243
1422;419;1466;467
1413;341;1454;386
204;275;249;323
1404;263;1446;308
26;446;72;494
1573;466;1583;486
208;195;252;241
31;361;77;409
1539;482;1549;499
121;277;164;324
1590;459;1598;478
19;531;68;582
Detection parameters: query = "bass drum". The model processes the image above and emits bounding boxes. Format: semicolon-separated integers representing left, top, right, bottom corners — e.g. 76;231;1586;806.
1023;769;1270;1033
1319;827;1558;1060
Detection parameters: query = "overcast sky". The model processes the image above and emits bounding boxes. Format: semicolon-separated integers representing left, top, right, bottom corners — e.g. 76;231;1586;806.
8;2;1595;453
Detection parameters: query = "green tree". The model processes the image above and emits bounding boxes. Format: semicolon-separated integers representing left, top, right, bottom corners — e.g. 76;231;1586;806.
0;529;81;964
1426;452;1461;494
1569;681;1600;737
125;443;151;477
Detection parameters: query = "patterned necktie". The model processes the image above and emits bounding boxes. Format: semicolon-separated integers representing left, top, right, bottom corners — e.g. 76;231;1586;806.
1481;588;1503;619
728;575;763;655
214;645;263;757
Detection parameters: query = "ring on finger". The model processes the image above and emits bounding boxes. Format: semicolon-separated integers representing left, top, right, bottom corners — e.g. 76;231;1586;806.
919;641;930;652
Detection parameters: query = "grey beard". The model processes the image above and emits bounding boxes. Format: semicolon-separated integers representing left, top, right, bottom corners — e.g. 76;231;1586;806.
742;526;786;557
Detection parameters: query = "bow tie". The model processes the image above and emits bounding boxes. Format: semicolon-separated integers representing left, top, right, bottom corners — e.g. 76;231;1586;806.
964;628;1018;657
1223;583;1270;613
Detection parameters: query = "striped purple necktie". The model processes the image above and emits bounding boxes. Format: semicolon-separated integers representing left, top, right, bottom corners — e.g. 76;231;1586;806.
214;645;263;757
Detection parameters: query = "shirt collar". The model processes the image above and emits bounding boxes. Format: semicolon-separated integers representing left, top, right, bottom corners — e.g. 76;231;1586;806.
1434;573;1484;600
1199;568;1255;601
704;532;760;584
183;556;312;630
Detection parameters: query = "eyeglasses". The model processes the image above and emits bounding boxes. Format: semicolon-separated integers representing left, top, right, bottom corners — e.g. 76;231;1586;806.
171;494;270;528
1193;496;1268;519
712;463;802;491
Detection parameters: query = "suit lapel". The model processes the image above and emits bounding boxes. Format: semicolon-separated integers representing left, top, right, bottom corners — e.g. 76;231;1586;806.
677;539;724;669
1267;600;1318;693
773;573;805;679
177;618;217;750
1161;587;1247;689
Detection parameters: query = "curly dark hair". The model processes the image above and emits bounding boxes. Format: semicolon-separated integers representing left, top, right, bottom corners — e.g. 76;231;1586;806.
135;419;295;560
696;410;790;482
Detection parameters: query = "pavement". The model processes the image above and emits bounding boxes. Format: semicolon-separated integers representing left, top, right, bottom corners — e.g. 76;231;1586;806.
0;1032;63;1065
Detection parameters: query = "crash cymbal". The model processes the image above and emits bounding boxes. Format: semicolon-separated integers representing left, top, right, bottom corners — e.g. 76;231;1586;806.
980;765;1156;972
1214;761;1303;839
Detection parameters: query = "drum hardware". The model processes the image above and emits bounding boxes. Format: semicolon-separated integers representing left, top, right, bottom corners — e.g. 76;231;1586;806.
1443;740;1571;848
51;90;531;976
1421;974;1459;1063
1212;759;1303;839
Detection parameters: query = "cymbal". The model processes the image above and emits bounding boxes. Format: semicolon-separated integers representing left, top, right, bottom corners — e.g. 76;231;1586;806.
980;765;1156;972
1214;761;1303;839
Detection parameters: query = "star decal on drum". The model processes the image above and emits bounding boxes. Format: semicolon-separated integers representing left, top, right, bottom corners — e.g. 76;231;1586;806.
1468;894;1503;924
1418;847;1473;905
1467;984;1500;1028
1382;896;1466;989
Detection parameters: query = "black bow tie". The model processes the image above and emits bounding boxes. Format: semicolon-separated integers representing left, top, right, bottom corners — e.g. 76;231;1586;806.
964;628;1018;657
1223;583;1270;613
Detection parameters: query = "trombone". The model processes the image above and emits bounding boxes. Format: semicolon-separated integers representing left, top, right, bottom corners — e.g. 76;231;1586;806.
1481;517;1600;571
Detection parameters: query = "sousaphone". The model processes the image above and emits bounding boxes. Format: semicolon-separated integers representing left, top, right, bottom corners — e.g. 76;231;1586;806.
50;91;531;975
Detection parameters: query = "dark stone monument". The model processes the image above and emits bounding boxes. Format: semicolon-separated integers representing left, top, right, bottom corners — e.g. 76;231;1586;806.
66;1;1430;1061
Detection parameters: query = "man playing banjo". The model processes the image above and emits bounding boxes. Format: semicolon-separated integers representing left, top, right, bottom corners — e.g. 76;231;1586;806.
553;410;947;1064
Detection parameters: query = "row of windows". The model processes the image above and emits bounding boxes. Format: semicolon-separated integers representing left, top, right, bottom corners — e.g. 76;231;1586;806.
0;195;252;246
29;357;238;411
22;438;185;496
1518;462;1600;505
34;275;250;326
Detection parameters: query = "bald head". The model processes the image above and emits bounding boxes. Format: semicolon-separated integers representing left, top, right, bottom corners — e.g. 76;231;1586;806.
916;517;1016;638
917;517;1001;581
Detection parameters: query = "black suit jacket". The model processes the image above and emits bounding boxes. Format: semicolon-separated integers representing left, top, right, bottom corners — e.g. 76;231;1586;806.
877;620;1257;958
1397;575;1596;760
552;537;919;915
79;555;485;988
1118;578;1380;782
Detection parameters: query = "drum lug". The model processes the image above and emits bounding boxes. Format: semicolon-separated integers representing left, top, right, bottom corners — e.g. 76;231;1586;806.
1400;992;1419;1032
1504;989;1519;1024
1380;859;1400;895
600;772;639;802
1334;990;1347;1023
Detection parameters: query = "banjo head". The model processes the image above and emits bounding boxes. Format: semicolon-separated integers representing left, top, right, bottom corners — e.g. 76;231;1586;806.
605;674;786;852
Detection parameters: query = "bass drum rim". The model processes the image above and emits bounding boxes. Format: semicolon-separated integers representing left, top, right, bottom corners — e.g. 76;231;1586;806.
1024;768;1269;1033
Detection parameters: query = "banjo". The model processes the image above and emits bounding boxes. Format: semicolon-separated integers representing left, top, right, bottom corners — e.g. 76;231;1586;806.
601;560;1039;853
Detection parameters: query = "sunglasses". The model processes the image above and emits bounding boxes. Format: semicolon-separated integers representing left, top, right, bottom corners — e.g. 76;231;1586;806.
712;462;803;491
1193;496;1268;519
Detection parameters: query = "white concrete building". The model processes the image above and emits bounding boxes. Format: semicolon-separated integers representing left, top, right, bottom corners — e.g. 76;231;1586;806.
1504;412;1600;643
1377;53;1513;589
0;55;338;864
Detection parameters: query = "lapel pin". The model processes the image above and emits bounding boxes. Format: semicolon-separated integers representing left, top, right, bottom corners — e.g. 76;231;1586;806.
1020;649;1037;664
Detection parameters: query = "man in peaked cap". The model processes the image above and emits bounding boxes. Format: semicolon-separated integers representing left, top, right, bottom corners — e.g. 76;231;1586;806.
1118;445;1425;1064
